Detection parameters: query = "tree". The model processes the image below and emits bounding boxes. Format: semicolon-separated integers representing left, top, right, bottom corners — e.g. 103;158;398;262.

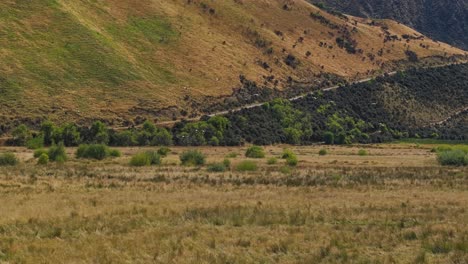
151;128;173;146
90;121;109;145
323;131;335;144
40;121;56;146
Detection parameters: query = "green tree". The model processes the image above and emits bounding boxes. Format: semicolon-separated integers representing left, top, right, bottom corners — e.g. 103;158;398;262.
90;121;109;145
40;120;56;146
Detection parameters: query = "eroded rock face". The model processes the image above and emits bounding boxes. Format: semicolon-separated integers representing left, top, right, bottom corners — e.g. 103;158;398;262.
310;0;468;50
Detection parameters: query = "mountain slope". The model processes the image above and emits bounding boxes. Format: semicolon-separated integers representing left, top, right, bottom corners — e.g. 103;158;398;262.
0;0;466;126
309;0;468;50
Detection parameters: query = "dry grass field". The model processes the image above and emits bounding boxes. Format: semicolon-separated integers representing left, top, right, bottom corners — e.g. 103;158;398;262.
0;143;467;263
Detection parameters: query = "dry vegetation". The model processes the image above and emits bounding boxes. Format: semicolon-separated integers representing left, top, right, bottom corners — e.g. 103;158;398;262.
0;144;467;263
0;0;466;124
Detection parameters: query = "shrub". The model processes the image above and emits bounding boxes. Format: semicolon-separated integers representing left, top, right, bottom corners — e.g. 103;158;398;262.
319;149;328;156
130;153;151;167
157;147;171;157
0;153;19;166
76;144;108;160
37;153;49;165
207;163;227;172
236;161;258;172
180;150;206;166
245;146;265;158
281;149;298;166
34;149;48;158
267;157;278;165
129;151;161;167
26;136;44;150
145;151;162;165
281;149;296;159
48;142;67;163
286;156;298;166
109;149;121;157
358;149;368;156
76;144;121;160
437;150;468;166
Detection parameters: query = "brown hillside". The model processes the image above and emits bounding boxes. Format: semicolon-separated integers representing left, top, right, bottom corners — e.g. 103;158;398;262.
0;0;466;125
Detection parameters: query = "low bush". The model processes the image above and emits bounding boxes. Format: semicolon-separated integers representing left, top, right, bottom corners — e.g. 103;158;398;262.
437;150;468;166
236;161;258;172
157;147;171;157
37;153;49;165
282;149;298;166
109;149;121;157
281;149;296;159
0;153;19;166
130;151;162;167
267;157;278;165
48;143;67;163
76;144;121;160
319;149;328;156
180;150;206;166
286;156;298;166
34;149;48;158
207;163;227;172
26;136;44;150
76;144;108;160
358;149;368;156
245;146;265;159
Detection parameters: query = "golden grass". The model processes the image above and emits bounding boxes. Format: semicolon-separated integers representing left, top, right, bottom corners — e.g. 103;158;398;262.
0;144;467;263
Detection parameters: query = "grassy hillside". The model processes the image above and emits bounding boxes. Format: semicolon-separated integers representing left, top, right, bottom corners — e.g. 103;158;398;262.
0;0;466;125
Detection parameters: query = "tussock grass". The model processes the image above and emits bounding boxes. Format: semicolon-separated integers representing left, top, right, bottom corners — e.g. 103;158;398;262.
0;144;466;263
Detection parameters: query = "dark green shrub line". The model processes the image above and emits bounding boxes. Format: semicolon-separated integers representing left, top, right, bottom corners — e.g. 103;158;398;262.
4;64;468;147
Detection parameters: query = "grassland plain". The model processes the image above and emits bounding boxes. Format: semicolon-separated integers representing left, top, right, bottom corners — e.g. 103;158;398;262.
0;144;467;263
0;0;466;124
